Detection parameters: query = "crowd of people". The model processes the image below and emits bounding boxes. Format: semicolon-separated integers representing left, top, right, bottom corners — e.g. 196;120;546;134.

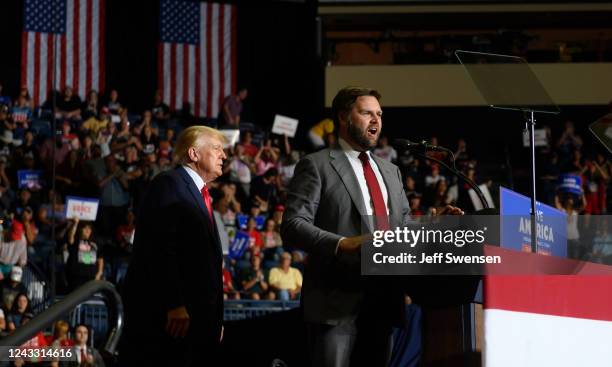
0;81;609;351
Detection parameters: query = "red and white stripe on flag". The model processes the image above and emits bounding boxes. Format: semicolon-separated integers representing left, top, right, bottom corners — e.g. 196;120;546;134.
158;1;236;119
484;273;612;367
21;0;106;108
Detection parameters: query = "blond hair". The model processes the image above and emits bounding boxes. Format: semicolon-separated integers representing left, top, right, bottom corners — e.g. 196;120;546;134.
53;320;70;339
174;125;226;164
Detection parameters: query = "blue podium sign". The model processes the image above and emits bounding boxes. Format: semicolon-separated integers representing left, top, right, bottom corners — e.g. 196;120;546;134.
500;187;567;257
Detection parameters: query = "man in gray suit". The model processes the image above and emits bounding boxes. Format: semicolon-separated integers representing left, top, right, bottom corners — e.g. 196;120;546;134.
282;86;411;367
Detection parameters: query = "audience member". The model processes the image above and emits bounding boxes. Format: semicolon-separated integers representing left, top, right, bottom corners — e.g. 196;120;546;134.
74;324;106;366
105;89;122;115
308;118;334;149
7;292;32;332
151;90;170;123
55;86;82;121
373;135;397;162
249;168;278;213
0;266;27;311
240;255;272;300
65;219;104;291
82;89;100;120
268;252;302;301
220;87;247;128
262;218;282;262
222;261;240;300
254;140;279;176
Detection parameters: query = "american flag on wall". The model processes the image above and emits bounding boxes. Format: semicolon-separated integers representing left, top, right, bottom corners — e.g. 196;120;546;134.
159;0;236;118
21;0;106;107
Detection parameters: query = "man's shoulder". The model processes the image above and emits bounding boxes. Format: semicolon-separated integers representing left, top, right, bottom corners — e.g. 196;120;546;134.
150;168;182;188
300;148;334;165
372;153;400;172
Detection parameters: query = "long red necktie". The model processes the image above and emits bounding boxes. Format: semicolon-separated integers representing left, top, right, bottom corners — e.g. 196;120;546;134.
358;152;390;230
80;348;87;364
201;185;213;224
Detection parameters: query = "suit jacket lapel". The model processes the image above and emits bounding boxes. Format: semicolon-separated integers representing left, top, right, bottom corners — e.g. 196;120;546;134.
175;167;215;226
175;167;223;256
329;148;374;232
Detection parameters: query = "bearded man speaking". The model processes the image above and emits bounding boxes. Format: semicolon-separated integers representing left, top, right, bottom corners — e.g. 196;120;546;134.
282;87;411;367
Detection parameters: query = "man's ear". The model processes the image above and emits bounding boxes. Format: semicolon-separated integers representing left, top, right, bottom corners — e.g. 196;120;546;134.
187;146;198;162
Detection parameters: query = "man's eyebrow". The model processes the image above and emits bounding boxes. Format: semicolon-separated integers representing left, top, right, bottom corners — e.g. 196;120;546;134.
359;108;383;115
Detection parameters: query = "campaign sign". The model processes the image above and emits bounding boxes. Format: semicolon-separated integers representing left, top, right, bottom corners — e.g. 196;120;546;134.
500;187;567;257
255;215;265;230
65;196;100;221
522;128;548;147
272;114;299;137
17;170;44;190
220;129;240;148
229;231;250;260
236;214;265;230
237;214;249;230
557;174;582;195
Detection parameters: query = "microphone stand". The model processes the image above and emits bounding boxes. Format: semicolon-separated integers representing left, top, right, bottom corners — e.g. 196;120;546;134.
404;147;490;211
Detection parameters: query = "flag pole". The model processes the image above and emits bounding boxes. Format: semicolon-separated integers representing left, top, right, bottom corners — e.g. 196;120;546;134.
49;29;58;301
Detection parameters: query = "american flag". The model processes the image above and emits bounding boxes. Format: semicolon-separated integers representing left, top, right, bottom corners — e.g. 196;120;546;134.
159;0;236;118
21;0;106;107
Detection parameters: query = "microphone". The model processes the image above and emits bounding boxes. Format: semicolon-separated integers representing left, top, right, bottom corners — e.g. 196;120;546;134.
393;139;446;152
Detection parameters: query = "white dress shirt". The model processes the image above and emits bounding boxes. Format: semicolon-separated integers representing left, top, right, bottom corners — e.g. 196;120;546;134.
338;138;389;214
182;165;205;191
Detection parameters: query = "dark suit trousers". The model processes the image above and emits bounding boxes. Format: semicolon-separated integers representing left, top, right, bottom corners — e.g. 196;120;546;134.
120;320;220;367
307;320;393;367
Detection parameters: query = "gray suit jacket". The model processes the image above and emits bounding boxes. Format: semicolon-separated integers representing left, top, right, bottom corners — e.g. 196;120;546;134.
281;146;411;325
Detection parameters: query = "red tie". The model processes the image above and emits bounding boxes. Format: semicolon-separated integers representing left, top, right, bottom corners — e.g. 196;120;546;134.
201;185;213;224
358;152;390;230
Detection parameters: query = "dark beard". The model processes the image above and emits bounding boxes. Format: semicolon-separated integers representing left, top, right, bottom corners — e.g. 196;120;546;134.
348;119;377;150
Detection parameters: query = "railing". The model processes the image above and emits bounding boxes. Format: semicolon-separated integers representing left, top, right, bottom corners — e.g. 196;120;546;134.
22;260;51;314
224;300;300;321
0;280;123;359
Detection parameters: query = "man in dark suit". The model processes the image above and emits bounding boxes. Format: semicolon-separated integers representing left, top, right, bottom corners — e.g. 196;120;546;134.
121;126;226;366
282;86;412;367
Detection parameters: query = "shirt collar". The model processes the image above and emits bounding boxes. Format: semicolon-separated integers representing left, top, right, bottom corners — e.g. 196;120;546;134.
182;165;205;191
338;137;371;161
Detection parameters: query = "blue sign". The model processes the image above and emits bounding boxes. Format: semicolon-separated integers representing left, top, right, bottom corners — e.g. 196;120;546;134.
229;231;250;260
557;174;582;195
500;187;567;257
254;215;265;231
236;214;248;230
17;170;44;190
236;214;265;231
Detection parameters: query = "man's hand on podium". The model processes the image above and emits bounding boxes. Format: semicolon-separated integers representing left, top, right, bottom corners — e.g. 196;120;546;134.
338;234;373;254
432;205;464;216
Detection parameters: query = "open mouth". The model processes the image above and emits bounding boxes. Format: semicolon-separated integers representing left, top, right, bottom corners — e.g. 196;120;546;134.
367;127;378;137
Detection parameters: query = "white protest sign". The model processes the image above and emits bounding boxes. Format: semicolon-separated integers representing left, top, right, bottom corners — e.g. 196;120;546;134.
220;129;240;148
66;196;100;221
522;128;548;147
272;114;299;138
